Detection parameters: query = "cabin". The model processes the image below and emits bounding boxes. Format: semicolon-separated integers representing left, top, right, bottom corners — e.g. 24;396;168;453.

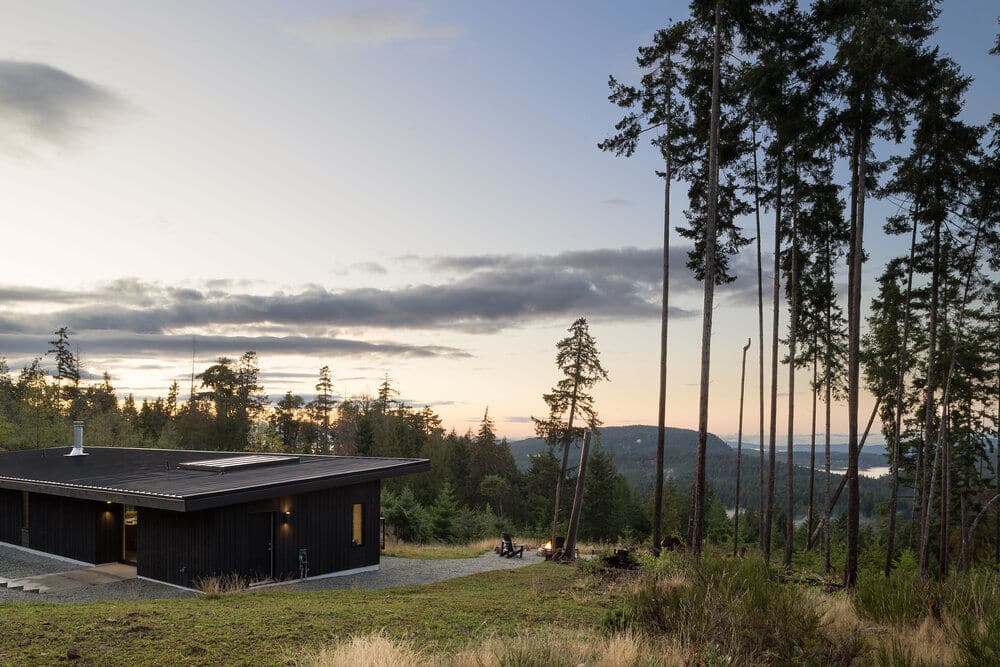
0;424;428;588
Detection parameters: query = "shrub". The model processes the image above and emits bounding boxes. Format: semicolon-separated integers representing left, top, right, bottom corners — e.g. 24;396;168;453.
854;567;929;626
383;487;433;543
604;555;857;665
452;505;499;544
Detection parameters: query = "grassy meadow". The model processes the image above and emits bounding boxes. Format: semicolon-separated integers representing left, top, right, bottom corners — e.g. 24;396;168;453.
1;545;997;665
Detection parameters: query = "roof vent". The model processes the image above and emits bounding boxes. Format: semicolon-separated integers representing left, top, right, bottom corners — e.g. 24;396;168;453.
66;421;88;457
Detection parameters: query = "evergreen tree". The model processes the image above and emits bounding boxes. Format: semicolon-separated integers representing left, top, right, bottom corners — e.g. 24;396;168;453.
533;318;609;548
272;391;305;452
46;326;80;409
816;0;939;588
679;0;752;556
600;17;689;555
430;483;459;542
310;365;336;452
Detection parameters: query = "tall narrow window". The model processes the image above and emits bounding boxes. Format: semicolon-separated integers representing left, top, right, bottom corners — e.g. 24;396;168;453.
21;492;28;530
352;503;363;546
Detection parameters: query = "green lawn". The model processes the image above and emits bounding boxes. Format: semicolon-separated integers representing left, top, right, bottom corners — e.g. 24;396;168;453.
0;563;605;666
380;543;492;559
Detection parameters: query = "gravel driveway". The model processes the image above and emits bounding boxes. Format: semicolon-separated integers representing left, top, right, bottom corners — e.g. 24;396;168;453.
0;542;543;603
278;551;544;593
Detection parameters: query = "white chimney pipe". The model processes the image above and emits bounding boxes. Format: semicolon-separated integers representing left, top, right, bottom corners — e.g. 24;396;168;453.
66;421;88;457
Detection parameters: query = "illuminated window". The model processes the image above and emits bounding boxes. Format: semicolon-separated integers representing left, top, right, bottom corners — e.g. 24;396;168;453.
21;492;28;530
352;503;363;546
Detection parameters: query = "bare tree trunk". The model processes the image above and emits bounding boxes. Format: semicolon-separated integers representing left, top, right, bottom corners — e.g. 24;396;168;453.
807;353;817;550
885;217;919;577
996;351;999;567
823;240;833;573
734;338;751;557
784;167;800;568
751;115;766;549
690;0;722;556
652;112;673;556
845;133;865;590
939;403;950;577
920;222;983;577
959;491;968;572
563;429;592;561
764;158;783;563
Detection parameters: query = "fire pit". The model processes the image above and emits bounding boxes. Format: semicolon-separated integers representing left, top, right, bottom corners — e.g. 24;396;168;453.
538;536;565;560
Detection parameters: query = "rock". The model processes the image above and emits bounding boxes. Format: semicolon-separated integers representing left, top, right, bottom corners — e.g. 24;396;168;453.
66;647;81;660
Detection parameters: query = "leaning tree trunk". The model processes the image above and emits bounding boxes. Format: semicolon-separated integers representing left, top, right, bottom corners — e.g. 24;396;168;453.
845;132;865;590
885;217;919;577
690;0;722;556
764;158;783;563
918;219;942;559
810;398;881;547
752;115;767;548
652;113;673;557
734;338;751;557
919;221;983;578
966;492;1000;570
563;429;592;561
550;346;583;550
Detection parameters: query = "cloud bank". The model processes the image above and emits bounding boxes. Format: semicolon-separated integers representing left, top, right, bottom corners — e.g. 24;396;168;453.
0;61;123;152
0;246;768;362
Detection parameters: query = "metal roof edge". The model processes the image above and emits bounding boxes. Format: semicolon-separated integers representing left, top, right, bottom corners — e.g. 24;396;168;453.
0;477;185;511
182;459;431;512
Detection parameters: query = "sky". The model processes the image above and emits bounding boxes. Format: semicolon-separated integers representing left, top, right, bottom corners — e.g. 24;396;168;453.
0;1;997;441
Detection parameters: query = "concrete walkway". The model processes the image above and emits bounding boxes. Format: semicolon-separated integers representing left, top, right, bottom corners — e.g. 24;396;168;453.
0;562;136;595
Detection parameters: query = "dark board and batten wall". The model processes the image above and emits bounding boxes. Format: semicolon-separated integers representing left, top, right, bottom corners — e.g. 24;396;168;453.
138;480;380;587
0;489;20;545
0;492;125;564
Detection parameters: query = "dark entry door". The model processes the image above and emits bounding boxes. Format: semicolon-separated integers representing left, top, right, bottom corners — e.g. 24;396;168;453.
247;512;274;581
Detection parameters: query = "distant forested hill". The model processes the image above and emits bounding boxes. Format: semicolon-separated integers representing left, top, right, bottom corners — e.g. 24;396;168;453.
509;425;891;517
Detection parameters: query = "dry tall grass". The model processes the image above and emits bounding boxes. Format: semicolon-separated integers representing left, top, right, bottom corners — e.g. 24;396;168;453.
806;580;962;665
298;630;685;667
193;573;248;597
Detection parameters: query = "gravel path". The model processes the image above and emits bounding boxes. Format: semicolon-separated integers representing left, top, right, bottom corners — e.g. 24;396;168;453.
279;551;544;593
0;543;543;603
0;543;82;580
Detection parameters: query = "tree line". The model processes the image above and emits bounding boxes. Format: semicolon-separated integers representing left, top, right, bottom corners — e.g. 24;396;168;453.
0;330;659;543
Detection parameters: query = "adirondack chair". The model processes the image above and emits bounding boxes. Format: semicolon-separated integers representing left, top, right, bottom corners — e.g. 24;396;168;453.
498;532;524;558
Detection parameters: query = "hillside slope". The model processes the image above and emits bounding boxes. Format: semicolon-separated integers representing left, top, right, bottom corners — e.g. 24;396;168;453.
509;425;889;516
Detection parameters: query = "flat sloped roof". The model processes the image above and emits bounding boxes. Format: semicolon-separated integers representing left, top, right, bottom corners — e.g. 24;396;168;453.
0;447;429;511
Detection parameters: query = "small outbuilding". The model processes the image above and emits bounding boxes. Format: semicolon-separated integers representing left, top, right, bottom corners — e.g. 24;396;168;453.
0;428;428;588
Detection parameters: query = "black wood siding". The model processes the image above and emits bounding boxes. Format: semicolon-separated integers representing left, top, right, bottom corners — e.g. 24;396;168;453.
0;489;20;545
23;493;122;564
138;481;380;587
